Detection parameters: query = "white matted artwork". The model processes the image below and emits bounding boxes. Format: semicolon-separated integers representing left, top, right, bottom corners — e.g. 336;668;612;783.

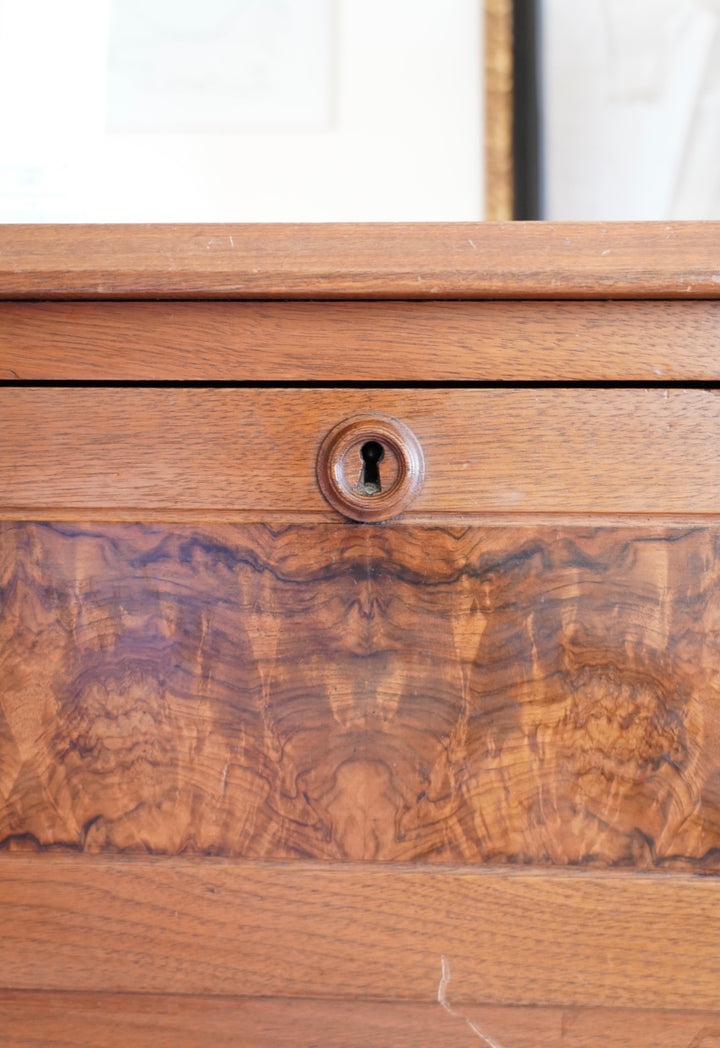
0;0;482;222
106;0;333;132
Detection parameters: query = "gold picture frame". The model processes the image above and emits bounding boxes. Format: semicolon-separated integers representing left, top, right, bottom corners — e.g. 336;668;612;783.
484;0;514;220
485;0;542;221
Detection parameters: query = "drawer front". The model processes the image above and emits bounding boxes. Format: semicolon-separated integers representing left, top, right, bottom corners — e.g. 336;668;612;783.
1;381;718;1015
0;387;717;516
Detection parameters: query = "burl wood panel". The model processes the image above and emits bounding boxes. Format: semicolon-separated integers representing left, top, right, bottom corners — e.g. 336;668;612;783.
1;522;717;868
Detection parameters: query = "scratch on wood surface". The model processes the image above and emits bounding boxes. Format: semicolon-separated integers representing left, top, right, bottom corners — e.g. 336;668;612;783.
687;1027;720;1048
437;954;452;1011
438;955;505;1047
466;1019;505;1048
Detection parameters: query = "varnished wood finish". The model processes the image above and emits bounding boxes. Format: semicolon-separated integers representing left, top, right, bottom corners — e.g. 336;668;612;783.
1;857;716;1008
1;994;717;1048
2;299;718;381
1;388;717;517
0;222;718;299
1;522;716;868
1;223;717;1040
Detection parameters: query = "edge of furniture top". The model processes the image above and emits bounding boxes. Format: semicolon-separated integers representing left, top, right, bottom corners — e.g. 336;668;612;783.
0;221;718;300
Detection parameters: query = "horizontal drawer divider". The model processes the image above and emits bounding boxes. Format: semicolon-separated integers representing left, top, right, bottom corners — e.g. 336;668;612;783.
1;300;718;383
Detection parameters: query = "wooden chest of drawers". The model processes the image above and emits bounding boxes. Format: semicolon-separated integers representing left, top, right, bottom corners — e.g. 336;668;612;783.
0;223;718;1046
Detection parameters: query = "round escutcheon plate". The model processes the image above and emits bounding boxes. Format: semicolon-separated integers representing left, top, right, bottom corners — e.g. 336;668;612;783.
317;414;425;523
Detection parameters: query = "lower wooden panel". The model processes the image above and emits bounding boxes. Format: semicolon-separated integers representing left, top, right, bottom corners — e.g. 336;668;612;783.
0;993;717;1048
0;858;717;1009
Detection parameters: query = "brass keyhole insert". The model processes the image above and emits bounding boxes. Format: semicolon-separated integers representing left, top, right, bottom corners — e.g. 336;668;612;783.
317;414;425;523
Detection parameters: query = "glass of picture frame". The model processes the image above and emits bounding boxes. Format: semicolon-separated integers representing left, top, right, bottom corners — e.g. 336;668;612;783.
485;0;720;220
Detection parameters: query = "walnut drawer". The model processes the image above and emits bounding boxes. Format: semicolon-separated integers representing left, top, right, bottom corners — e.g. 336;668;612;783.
0;223;718;1047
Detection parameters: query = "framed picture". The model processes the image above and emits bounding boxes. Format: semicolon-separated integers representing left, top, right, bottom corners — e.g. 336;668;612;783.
0;0;482;223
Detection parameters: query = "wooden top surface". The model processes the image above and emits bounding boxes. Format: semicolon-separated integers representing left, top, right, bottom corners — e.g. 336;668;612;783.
0;221;718;300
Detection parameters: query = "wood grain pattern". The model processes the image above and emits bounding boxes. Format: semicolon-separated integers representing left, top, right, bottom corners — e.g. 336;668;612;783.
1;857;717;1008
1;522;716;868
1;993;717;1048
0;222;717;299
1;388;717;517
2;299;718;381
484;0;514;220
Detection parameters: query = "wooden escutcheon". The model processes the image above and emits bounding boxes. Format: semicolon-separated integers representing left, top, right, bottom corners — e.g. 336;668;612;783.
317;414;425;522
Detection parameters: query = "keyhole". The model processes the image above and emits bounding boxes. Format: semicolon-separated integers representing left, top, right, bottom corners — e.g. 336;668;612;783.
359;440;384;495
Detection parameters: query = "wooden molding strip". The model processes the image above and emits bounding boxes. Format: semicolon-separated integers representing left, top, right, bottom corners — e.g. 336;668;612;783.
0;222;718;300
1;858;717;1009
0;509;715;525
1;300;718;382
1;388;717;515
0;993;716;1048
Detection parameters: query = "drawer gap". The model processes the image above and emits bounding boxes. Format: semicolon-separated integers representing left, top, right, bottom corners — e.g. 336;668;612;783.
1;378;718;390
